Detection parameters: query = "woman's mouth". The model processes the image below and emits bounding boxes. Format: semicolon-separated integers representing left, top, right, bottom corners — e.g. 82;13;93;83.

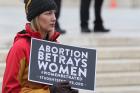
50;24;55;27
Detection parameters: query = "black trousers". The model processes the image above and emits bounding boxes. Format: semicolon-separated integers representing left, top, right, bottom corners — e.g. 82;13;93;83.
80;0;104;28
54;0;61;29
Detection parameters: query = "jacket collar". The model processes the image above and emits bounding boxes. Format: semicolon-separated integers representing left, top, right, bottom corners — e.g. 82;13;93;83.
25;23;60;41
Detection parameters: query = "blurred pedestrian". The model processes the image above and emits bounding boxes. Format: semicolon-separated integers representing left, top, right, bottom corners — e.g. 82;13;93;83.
2;0;78;93
54;0;66;34
80;0;110;33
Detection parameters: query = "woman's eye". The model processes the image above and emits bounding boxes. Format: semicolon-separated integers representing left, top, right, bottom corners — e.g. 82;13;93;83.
44;11;55;15
46;13;50;15
44;12;51;15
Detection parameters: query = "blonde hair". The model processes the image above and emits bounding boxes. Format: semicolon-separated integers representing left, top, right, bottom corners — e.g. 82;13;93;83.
30;17;49;39
24;0;32;14
30;17;41;32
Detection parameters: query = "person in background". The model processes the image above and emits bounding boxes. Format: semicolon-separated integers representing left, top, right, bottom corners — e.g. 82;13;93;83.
54;0;66;34
80;0;110;33
2;0;78;93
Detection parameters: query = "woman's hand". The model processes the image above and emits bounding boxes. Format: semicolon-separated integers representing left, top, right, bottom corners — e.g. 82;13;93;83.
50;81;78;93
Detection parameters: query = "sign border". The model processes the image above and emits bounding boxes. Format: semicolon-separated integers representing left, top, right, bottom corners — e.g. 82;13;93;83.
28;38;97;91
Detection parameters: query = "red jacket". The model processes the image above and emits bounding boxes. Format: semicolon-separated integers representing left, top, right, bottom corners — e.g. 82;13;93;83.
2;23;60;93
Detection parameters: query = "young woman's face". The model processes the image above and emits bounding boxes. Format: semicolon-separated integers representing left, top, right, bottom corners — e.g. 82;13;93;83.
38;10;56;33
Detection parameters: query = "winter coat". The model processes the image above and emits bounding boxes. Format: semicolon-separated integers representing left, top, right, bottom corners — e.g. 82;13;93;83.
2;23;60;93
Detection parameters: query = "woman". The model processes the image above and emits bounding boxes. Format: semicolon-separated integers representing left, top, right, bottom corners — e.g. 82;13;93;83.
2;0;78;93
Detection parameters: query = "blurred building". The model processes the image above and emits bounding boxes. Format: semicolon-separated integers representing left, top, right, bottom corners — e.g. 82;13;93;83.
0;0;140;8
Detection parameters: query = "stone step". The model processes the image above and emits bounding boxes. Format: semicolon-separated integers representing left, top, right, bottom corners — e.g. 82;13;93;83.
3;35;140;48
0;67;140;87
59;33;140;47
0;49;8;62
1;31;140;49
96;72;140;87
98;46;140;59
79;86;140;93
0;77;2;92
0;79;140;93
0;85;140;93
0;63;5;77
0;59;140;77
1;46;140;62
97;59;140;73
2;35;140;50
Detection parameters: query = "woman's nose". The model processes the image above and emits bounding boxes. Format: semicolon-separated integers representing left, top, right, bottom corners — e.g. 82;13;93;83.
52;13;56;21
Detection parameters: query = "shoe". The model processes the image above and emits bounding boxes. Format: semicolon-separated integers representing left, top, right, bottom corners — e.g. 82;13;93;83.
81;27;91;33
94;23;110;32
94;28;110;32
56;28;66;34
94;27;110;32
